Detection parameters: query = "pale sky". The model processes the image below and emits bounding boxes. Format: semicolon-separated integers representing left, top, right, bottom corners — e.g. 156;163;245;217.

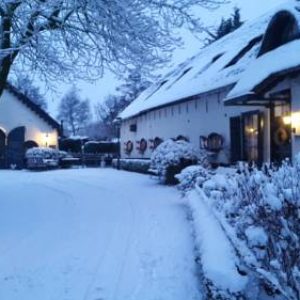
47;0;287;118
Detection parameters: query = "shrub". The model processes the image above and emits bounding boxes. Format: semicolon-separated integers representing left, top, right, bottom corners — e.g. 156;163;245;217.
150;139;205;184
26;147;67;159
197;160;300;299
83;141;99;154
59;138;84;153
176;165;209;194
26;147;68;169
112;158;151;174
83;141;119;154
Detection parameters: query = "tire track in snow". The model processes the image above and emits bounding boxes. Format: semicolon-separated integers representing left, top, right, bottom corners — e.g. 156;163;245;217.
111;195;137;300
79;184;138;300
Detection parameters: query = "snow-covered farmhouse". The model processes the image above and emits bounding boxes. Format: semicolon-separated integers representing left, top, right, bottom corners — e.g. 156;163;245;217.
119;1;300;165
0;84;60;169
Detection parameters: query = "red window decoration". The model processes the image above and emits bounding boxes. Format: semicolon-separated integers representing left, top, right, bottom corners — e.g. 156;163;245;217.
124;140;133;154
137;138;147;154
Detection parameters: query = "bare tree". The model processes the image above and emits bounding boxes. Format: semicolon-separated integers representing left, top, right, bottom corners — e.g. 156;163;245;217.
0;0;225;97
57;87;91;136
95;68;151;139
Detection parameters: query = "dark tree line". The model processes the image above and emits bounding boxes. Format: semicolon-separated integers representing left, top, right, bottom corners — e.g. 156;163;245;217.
93;69;151;140
206;7;243;44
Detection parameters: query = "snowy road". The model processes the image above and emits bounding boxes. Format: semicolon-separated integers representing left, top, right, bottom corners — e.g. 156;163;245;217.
0;169;200;300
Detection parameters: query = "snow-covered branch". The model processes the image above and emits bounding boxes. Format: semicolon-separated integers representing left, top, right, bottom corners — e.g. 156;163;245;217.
0;0;226;96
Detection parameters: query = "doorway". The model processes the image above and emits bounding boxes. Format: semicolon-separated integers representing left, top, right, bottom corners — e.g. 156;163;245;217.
7;126;26;169
230;111;264;164
242;111;264;164
270;103;292;163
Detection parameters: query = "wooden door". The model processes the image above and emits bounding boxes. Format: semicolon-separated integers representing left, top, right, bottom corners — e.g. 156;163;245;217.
270;104;292;163
7;126;26;169
242;111;264;165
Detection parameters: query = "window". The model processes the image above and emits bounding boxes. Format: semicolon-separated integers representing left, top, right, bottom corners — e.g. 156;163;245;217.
168;67;193;89
224;36;263;68
130;124;137;132
258;11;299;57
145;80;168;100
211;53;223;63
243;113;261;162
194;53;224;77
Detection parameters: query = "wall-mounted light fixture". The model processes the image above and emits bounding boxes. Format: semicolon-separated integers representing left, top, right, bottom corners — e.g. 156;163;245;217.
44;133;49;147
283;115;292;125
282;112;300;135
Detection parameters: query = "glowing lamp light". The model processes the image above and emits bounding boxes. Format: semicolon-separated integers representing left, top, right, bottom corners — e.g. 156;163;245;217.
246;127;257;134
283;115;292;125
43;133;49;147
282;112;300;134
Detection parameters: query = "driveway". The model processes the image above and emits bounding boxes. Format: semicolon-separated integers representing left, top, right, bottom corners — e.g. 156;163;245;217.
0;168;201;300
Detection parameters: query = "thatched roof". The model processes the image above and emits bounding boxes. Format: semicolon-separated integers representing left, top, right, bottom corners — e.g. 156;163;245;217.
120;1;300;119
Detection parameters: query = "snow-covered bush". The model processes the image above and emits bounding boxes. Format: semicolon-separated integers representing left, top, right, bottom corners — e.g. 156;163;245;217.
26;147;68;169
197;161;300;300
26;147;67;160
176;165;209;194
112;158;151;174
150;139;206;184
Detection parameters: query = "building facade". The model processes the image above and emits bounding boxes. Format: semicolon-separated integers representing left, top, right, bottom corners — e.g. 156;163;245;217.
0;84;60;169
119;1;300;165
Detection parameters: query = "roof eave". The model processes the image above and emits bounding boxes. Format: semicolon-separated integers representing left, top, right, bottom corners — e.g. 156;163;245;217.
225;66;300;106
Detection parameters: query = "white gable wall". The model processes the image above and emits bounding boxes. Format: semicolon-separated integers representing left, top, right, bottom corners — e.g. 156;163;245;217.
0;90;58;147
121;87;270;163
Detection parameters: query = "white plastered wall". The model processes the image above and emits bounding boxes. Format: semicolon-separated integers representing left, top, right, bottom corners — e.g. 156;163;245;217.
0;90;58;147
120;86;270;163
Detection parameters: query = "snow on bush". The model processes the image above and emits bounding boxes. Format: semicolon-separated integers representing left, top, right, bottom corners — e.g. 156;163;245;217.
150;139;207;184
187;190;248;300
112;158;151;174
26;147;69;169
26;147;67;160
176;165;209;194
193;160;300;300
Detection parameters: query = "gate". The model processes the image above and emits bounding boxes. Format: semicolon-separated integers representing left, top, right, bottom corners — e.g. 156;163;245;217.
7;126;26;169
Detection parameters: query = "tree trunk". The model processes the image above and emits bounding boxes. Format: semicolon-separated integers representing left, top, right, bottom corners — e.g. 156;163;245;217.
0;14;18;98
0;57;13;97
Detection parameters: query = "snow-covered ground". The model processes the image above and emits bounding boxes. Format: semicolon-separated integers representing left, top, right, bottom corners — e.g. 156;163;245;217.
0;168;201;300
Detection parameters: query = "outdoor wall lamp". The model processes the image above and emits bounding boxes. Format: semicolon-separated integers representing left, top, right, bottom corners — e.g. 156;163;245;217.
283;112;300;135
44;133;49;147
283;115;292;125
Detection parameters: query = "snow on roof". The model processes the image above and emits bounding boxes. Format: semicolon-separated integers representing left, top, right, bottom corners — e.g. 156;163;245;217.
120;0;300;120
225;39;300;102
